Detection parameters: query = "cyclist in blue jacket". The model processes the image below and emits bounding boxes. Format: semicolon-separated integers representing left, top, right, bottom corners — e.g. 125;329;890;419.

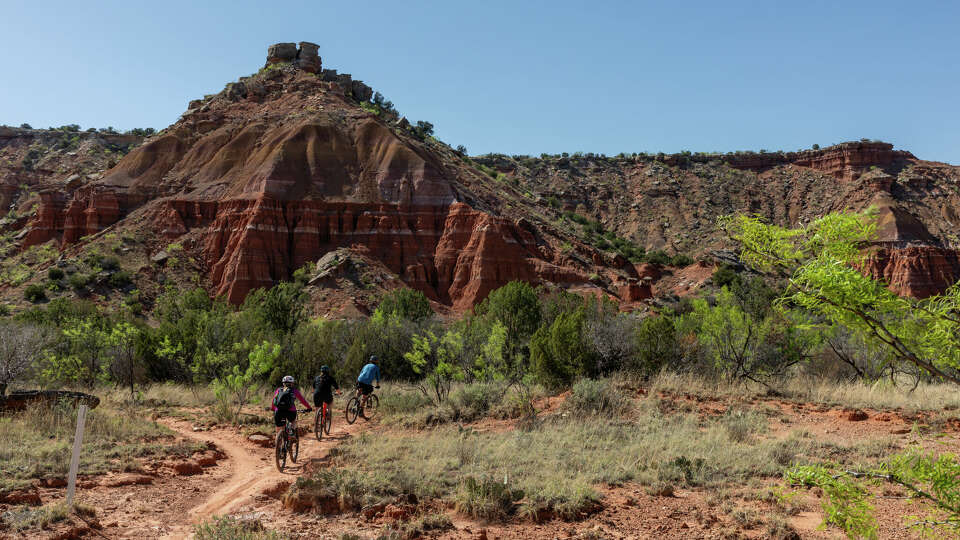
356;355;381;408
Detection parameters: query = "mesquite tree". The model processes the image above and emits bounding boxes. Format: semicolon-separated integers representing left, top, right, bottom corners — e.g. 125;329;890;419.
722;210;960;385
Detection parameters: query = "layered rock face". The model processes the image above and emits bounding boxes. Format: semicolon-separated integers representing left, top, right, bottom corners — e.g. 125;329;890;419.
0;127;143;223
477;143;960;298
862;246;960;298
17;46;606;308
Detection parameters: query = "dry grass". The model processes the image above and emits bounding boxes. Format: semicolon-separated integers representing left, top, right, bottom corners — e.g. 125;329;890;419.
0;402;203;491
329;401;786;518
649;371;960;412
321;376;911;522
194;516;282;540
96;382;219;408
378;381;548;428
0;501;95;532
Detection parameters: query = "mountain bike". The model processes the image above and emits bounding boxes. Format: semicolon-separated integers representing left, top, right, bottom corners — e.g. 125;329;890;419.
345;385;379;424
314;401;334;441
275;408;309;472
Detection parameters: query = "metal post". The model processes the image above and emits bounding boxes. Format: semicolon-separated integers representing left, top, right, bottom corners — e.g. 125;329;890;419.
66;404;87;506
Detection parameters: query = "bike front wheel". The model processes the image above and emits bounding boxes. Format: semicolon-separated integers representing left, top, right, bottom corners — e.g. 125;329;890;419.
345;397;360;424
289;435;299;463
274;431;287;472
362;394;379;420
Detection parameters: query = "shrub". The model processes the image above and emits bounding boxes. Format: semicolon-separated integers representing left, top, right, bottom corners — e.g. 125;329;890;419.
475;281;542;359
633;316;681;375
194;516;282;540
108;270;132;288
446;382;504;421
24;284;46;303
68;273;90;291
100;256;120;271
454;476;523;521
529;308;595;389
377;288;433;322
380;386;433;418
670;254;694;267
712;264;741;288
566;378;627;415
46;267;64;281
721;409;767;442
645;250;672;265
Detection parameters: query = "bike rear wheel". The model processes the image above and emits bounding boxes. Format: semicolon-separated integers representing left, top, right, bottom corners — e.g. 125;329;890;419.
345;396;360;424
274;430;287;472
314;409;323;441
324;406;332;434
362;394;379;420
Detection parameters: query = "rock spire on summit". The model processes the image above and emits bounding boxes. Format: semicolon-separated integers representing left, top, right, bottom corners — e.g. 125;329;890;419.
266;41;321;73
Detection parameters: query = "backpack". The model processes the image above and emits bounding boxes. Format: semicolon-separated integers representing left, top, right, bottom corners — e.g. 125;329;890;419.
274;387;294;410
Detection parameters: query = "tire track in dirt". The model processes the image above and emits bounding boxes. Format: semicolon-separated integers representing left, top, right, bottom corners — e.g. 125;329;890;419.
158;410;365;538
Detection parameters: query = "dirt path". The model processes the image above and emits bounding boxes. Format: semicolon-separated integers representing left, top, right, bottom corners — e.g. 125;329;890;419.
157;411;364;539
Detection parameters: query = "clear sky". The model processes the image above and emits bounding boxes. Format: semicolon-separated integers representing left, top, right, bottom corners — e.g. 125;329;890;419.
2;1;958;163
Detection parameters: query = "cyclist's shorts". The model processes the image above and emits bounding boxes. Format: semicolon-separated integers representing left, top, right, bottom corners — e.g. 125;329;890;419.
357;382;374;395
313;394;333;408
274;409;296;427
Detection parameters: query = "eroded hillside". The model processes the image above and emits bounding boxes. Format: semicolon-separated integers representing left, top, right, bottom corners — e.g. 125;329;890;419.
476;142;960;297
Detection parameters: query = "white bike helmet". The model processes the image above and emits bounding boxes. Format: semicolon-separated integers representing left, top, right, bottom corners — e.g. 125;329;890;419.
282;375;295;385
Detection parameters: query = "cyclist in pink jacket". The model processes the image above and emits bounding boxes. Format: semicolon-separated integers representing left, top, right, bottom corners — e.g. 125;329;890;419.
271;375;312;436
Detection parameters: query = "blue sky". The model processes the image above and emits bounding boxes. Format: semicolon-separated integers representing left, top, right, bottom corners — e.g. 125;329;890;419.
2;1;958;163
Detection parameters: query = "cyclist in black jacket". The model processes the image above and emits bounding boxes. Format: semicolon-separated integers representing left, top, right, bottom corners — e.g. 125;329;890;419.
312;365;341;410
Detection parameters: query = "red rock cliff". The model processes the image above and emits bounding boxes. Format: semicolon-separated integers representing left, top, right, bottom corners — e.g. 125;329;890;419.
19;62;606;309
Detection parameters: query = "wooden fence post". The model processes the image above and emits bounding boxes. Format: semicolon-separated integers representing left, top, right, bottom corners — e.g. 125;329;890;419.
66;404;88;506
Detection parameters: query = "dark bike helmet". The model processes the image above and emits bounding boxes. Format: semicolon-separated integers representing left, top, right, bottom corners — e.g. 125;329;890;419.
369;355;379;364
320;365;330;373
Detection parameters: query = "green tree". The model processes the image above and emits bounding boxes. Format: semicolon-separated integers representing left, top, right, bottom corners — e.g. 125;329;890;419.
785;446;960;539
471;320;508;381
104;322;143;401
343;309;422;381
212;340;279;422
634;315;681;375
475;281;542;362
677;288;815;383
529;308;595;389
723;211;960;385
241;281;306;337
376;288;433;322
41;318;109;387
154;287;238;382
405;329;465;405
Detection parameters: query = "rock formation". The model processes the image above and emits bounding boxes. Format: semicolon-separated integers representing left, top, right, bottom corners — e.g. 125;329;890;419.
6;44;960;310
476;143;960;298
14;44;616;309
